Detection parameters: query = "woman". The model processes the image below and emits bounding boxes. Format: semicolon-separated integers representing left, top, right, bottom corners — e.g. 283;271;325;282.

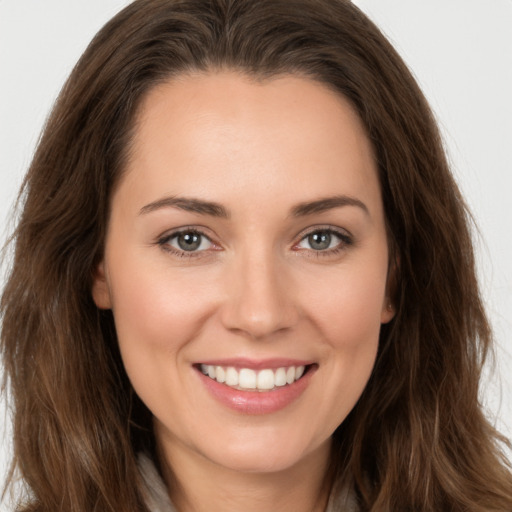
1;0;511;511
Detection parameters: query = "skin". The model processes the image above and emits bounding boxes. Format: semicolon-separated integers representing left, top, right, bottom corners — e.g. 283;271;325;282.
93;71;394;512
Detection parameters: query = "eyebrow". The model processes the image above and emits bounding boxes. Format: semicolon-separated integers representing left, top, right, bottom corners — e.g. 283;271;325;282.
290;195;369;218
139;194;369;219
139;196;230;218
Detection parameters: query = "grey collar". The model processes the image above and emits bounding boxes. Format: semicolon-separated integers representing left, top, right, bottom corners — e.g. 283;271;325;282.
139;454;176;512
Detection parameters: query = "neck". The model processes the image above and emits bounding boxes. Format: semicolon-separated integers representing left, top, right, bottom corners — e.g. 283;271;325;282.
157;437;333;512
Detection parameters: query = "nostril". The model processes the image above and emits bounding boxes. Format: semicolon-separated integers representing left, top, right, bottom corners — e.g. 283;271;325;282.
220;298;299;339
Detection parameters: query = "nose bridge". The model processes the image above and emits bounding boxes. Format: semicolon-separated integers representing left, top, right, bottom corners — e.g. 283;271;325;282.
220;242;297;339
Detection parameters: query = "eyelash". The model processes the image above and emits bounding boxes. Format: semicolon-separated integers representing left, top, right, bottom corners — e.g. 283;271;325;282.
294;227;353;258
156;226;353;259
157;228;216;259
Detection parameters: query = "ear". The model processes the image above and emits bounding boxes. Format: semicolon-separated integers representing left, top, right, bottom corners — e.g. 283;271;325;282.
380;297;395;324
381;252;399;324
91;260;112;309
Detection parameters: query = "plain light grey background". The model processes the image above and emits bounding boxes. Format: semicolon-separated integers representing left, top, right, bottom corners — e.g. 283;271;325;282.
1;0;511;507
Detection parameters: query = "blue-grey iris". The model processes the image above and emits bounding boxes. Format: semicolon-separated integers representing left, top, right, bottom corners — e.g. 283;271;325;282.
308;231;331;250
177;232;201;251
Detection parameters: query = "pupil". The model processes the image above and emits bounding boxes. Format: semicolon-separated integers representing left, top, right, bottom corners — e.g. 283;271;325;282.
178;232;201;251
309;231;331;250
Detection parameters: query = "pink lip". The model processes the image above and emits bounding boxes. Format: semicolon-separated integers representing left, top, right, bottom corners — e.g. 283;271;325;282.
195;363;317;415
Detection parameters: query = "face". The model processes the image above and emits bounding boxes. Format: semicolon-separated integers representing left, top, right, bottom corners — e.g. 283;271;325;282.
93;71;394;475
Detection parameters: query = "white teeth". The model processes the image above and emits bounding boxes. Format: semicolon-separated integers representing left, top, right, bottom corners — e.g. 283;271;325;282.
225;367;239;386
200;364;308;391
257;369;275;390
239;368;257;389
216;366;226;383
275;367;287;387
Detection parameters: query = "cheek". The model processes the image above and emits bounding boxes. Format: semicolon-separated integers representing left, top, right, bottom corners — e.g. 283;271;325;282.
105;257;219;402
303;258;388;348
299;257;386;415
106;261;218;417
109;259;209;345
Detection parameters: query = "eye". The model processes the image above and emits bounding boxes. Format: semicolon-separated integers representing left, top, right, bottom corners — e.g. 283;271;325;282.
296;228;352;253
159;229;213;254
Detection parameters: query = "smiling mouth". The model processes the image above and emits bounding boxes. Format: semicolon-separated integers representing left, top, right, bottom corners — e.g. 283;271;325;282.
197;364;313;392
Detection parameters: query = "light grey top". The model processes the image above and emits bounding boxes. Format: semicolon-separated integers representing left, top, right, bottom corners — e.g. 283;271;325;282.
139;454;358;512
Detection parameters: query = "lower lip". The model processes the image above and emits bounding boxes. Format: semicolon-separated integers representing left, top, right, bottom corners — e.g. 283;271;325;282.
196;367;315;415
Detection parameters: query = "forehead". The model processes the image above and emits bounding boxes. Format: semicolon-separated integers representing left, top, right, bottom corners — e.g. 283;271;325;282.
132;71;371;156
118;71;380;214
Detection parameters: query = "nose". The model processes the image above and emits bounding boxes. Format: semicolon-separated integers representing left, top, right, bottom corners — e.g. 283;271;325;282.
219;248;299;339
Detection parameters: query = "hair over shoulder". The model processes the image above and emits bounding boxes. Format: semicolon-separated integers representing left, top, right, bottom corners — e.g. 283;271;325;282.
2;0;512;511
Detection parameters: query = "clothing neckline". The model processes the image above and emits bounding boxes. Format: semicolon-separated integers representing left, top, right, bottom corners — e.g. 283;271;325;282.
138;453;358;512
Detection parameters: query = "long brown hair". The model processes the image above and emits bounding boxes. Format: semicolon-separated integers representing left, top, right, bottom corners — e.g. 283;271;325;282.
2;0;511;510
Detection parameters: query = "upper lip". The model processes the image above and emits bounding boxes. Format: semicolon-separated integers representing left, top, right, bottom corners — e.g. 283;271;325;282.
195;358;314;370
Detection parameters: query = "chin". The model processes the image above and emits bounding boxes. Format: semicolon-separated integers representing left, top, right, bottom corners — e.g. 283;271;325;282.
199;432;330;475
